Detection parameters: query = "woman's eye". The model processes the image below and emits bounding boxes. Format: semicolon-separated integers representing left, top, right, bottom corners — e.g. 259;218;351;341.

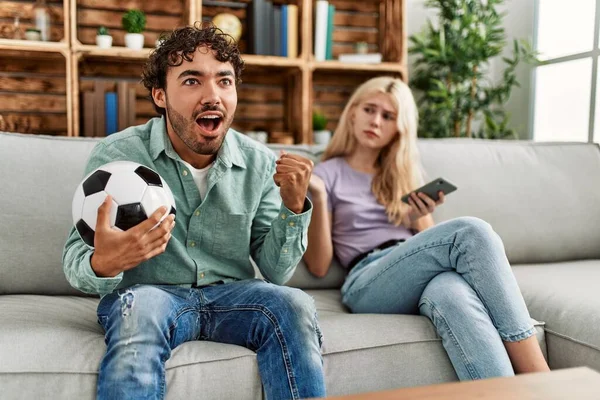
364;107;374;114
384;113;395;121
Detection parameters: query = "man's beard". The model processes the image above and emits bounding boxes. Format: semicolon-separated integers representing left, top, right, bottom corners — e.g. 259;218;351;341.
165;97;229;156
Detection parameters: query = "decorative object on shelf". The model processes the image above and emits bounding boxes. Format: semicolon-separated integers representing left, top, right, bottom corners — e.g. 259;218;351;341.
122;9;146;50
410;0;537;139
269;131;295;145
354;41;368;55
212;13;242;43
312;110;331;145
11;14;24;40
246;131;268;143
25;28;42;41
338;53;382;64
96;26;113;49
33;0;51;41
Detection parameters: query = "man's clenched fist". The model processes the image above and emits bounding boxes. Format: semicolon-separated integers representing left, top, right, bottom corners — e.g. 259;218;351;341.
273;151;313;214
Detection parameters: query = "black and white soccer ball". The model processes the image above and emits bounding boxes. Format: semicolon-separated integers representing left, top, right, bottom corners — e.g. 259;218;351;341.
72;161;176;248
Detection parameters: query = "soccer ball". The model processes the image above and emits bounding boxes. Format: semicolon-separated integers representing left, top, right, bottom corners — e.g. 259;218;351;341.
72;161;176;248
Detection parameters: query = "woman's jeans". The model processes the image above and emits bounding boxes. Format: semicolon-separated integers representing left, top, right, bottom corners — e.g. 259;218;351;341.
342;217;536;380
96;279;325;400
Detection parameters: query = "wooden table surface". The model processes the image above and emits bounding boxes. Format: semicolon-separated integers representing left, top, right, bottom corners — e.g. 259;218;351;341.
321;367;600;400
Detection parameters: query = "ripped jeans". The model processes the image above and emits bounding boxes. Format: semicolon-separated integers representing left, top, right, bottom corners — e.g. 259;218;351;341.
96;279;325;400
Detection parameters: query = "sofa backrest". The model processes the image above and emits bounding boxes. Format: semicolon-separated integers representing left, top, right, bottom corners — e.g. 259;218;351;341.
2;132;600;295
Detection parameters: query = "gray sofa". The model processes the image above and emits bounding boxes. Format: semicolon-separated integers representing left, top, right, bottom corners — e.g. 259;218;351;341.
1;131;599;399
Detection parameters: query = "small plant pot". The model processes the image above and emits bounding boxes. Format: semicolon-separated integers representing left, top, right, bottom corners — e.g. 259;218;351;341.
96;35;113;49
313;130;332;145
124;33;144;50
25;30;41;41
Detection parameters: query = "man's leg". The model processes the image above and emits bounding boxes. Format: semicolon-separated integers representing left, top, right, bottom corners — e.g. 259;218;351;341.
96;285;199;400
199;279;326;400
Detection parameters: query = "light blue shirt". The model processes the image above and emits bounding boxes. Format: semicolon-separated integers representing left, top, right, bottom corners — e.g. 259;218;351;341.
63;117;312;296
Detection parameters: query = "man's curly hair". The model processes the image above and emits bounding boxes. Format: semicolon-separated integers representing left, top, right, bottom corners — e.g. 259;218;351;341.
141;23;245;116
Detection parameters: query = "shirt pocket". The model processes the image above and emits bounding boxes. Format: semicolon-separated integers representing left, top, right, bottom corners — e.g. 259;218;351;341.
212;212;252;260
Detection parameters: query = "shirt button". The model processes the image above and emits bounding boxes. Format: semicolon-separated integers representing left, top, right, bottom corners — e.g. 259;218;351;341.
199;272;205;279
283;248;288;253
195;211;200;217
182;170;188;176
189;241;196;247
281;213;287;220
288;222;295;227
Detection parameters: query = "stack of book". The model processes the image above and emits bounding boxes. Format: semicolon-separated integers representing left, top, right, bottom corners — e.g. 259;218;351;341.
313;0;335;61
249;0;299;57
80;80;138;137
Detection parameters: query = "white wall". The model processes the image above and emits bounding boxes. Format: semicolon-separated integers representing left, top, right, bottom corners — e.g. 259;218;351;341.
406;0;535;139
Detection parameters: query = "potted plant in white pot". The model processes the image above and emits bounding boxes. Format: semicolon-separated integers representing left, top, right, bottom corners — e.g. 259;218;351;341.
313;110;331;145
95;26;112;49
122;9;146;50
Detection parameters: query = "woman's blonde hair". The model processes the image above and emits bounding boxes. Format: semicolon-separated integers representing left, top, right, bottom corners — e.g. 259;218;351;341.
322;76;422;225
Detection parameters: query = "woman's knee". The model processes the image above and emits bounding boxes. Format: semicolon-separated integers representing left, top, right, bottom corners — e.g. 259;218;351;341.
448;216;503;249
419;272;478;317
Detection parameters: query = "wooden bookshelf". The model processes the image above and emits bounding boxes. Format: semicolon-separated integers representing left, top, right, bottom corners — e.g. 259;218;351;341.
0;0;407;143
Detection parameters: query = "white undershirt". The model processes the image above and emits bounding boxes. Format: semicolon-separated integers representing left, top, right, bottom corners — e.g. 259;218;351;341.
180;160;213;200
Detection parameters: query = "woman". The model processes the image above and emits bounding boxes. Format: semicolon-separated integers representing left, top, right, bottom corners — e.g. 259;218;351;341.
304;76;549;380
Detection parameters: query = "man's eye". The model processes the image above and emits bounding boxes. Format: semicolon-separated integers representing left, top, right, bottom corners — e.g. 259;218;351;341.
221;78;233;86
183;78;198;85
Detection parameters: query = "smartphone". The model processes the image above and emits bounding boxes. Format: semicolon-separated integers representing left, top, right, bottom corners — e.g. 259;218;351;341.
401;178;457;204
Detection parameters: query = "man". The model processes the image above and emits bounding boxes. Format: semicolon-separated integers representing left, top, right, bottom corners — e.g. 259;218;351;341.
63;24;326;400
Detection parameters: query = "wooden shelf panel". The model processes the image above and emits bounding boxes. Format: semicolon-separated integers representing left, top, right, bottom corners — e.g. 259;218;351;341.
74;44;152;60
1;0;66;42
0;38;68;53
0;50;68;136
311;60;404;74
74;0;188;48
241;54;302;68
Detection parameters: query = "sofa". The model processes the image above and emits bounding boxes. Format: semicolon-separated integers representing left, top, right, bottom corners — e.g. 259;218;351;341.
1;131;599;399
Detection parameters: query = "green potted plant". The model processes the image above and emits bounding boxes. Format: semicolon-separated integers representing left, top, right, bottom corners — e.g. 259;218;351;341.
313;110;331;145
95;26;112;49
409;0;537;139
122;9;146;50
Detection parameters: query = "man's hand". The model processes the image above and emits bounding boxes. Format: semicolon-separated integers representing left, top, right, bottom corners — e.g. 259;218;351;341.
273;151;314;214
90;195;175;278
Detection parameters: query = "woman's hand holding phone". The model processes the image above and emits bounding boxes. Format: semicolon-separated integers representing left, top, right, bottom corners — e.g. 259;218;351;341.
405;191;445;223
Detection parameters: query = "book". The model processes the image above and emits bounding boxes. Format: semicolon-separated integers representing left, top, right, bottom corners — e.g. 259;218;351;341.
105;92;118;135
273;5;281;56
314;0;329;61
280;5;288;57
93;81;105;137
249;0;267;55
287;4;298;58
338;53;383;64
325;4;335;60
82;91;95;137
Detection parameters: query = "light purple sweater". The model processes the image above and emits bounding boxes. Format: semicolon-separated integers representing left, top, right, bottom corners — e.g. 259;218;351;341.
313;157;414;268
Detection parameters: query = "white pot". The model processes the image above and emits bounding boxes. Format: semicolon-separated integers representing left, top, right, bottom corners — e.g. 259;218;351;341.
124;33;145;50
96;35;113;49
313;130;331;145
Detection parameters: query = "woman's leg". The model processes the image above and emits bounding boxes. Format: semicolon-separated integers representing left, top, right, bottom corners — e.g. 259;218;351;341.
342;217;548;375
419;271;514;380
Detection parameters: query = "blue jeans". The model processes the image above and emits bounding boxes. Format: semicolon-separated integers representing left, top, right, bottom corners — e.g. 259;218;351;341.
341;217;535;380
96;279;325;400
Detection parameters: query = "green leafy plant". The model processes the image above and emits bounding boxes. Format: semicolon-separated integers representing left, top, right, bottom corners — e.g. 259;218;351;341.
97;26;109;36
122;9;146;34
313;111;328;131
409;0;538;139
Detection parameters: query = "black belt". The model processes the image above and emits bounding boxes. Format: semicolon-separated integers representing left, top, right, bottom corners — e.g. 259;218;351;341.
347;239;406;271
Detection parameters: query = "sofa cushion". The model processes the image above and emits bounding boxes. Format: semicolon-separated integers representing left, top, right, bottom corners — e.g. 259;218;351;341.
419;139;600;264
512;260;600;371
0;295;262;400
0;290;546;399
0;133;100;295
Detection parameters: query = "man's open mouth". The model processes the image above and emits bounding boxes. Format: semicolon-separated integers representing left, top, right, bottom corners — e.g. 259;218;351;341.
196;114;223;134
